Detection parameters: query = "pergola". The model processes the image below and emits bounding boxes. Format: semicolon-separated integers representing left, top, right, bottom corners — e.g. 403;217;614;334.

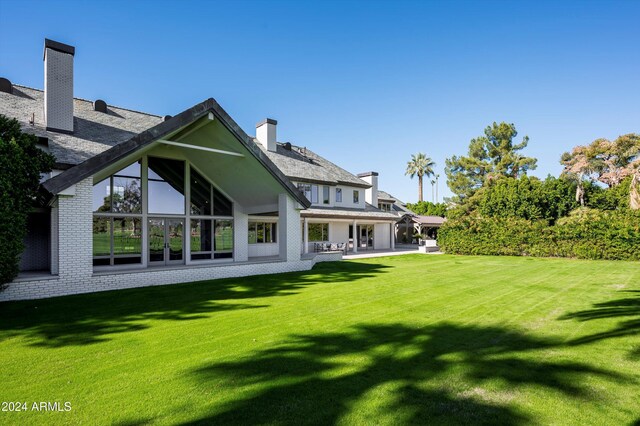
395;214;446;243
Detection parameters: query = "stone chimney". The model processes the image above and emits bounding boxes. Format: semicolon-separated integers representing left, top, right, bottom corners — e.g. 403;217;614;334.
358;172;379;206
44;38;75;133
256;118;277;152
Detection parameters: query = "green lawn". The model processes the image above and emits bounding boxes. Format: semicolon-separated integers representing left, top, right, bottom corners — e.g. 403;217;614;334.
1;255;638;425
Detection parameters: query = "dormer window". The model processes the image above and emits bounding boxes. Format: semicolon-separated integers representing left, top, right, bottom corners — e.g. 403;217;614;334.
353;190;359;204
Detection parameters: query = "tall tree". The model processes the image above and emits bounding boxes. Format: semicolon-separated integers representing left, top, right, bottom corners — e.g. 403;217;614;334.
405;153;435;202
561;133;640;209
445;122;537;201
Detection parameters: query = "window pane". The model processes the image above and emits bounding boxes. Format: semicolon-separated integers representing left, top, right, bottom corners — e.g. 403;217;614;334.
257;223;264;243
248;222;257;244
336;188;342;203
115;161;141;178
148;157;185;214
190;219;212;253
93;217;111;256
309;223;329;241
323;186;330;204
112;177;141;213
265;223;271;243
190;169;211;215
93;178;111;212
353;190;359;203
213;187;233;216
113;217;141;256
215;220;233;252
311;185;318;203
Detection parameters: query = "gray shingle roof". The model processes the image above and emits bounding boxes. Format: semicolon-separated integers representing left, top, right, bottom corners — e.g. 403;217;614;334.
377;190;413;215
256;142;370;188
0;85;162;166
301;204;398;221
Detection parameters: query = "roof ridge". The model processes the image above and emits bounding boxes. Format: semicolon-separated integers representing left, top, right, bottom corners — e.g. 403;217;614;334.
13;84;163;118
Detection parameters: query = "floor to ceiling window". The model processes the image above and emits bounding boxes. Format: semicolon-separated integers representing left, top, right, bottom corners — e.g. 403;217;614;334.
92;157;234;268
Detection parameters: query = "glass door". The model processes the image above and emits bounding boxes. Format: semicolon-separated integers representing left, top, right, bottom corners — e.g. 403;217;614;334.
167;219;184;264
148;218;184;266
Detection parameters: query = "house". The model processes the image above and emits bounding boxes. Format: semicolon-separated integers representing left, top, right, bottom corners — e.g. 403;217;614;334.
375;190;446;244
0;39;397;301
251;125;399;254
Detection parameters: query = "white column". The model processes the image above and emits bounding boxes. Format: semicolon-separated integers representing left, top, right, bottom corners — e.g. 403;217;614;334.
303;217;309;254
279;193;301;261
233;205;249;262
390;222;395;250
352;220;358;253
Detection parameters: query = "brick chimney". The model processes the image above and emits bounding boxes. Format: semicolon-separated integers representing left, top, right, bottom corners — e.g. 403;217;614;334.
44;38;75;133
358;171;379;206
256;118;277;152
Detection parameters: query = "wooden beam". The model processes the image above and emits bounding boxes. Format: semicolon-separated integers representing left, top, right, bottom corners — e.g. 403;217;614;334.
156;139;244;157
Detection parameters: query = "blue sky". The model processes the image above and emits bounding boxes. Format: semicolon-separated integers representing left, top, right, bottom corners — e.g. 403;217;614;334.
1;0;639;203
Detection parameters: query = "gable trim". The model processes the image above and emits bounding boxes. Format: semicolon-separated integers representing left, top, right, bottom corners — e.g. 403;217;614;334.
41;98;311;208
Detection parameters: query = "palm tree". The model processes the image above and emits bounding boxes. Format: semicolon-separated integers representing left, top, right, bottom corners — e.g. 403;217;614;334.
405;153;435;202
430;179;436;202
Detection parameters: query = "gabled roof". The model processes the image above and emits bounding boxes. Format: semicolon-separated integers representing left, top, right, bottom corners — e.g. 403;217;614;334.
38;98;311;208
257;143;371;188
377;190;413;215
0;85;162;166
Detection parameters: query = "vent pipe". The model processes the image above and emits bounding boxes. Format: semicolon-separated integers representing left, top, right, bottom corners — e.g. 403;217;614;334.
0;77;12;94
94;99;107;113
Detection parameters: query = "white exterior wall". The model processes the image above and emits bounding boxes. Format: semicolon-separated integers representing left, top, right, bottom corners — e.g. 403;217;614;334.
1;253;341;302
278;193;301;261
296;182;366;210
335;185;365;209
374;223;391;250
0;181;336;302
330;222;349;245
50;199;59;275
233;207;249;262
248;243;279;257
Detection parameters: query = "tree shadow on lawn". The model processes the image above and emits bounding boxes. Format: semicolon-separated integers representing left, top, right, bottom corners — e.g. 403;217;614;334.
560;290;640;358
184;322;630;425
0;261;389;348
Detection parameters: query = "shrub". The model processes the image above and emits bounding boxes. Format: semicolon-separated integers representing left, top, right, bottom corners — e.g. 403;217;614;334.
438;209;640;261
0;115;55;286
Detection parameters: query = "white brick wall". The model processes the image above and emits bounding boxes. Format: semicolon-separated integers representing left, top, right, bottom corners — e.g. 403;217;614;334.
0;251;341;302
0;182;340;302
248;243;279;257
233;207;249;262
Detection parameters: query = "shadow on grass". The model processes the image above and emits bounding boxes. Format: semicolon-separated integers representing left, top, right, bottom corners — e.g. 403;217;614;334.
184;322;628;425
560;290;640;357
0;261;388;348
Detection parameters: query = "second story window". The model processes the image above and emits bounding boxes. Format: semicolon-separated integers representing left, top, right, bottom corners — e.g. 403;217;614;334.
323;186;330;204
335;188;342;203
297;183;319;204
353;190;359;204
378;202;391;212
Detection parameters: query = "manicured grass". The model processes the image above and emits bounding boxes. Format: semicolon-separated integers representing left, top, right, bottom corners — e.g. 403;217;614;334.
1;255;638;425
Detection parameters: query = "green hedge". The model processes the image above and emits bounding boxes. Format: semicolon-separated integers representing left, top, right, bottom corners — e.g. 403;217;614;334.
438;209;640;261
